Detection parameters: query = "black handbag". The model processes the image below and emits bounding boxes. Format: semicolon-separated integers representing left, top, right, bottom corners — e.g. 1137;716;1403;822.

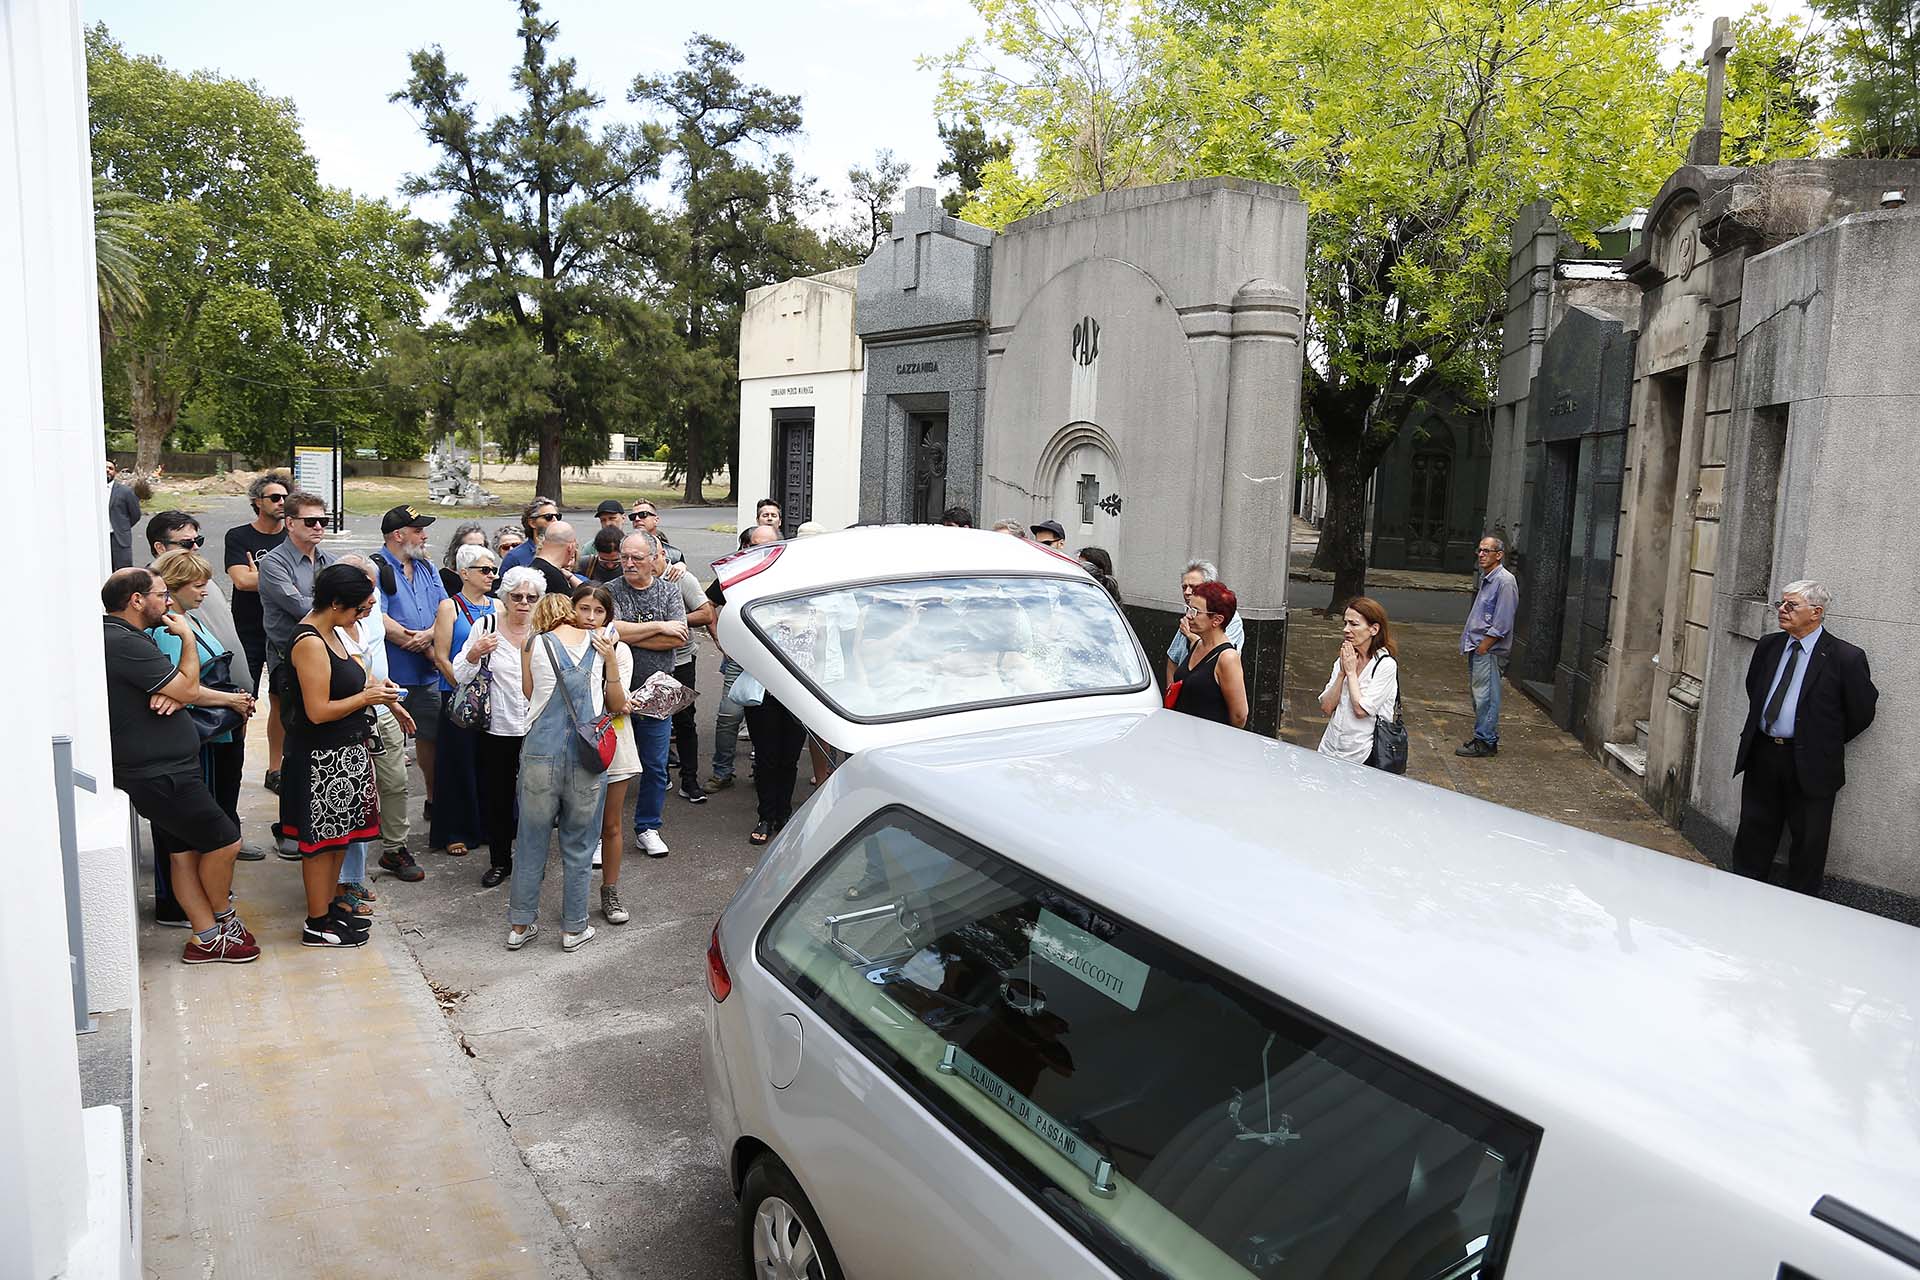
186;649;245;742
1365;654;1408;775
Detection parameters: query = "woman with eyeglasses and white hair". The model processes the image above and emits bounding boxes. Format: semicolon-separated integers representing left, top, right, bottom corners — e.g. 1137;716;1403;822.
438;521;491;597
428;542;499;858
456;565;543;889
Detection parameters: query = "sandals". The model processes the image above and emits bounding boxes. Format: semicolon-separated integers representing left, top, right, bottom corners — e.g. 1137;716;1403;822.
332;892;374;923
446;843;470;858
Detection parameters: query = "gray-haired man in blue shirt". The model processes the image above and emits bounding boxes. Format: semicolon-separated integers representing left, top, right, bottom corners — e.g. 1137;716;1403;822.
1456;536;1518;758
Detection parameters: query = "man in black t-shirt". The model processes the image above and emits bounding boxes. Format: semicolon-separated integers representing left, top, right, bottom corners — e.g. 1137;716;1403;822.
224;472;289;692
102;568;257;965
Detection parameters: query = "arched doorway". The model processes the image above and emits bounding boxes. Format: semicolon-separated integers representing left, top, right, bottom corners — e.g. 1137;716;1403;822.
1039;424;1122;549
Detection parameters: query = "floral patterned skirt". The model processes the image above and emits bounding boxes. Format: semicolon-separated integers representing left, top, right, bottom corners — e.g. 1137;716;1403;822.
277;737;380;857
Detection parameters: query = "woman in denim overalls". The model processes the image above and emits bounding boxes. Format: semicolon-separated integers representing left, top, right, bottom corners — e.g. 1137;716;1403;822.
507;585;631;952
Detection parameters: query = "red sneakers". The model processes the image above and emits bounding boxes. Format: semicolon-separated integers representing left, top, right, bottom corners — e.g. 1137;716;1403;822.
182;929;261;964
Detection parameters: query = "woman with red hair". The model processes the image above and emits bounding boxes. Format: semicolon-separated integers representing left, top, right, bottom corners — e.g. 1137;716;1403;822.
1166;580;1248;727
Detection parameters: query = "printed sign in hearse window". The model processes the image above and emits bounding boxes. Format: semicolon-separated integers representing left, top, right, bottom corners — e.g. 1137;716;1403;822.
761;810;1541;1280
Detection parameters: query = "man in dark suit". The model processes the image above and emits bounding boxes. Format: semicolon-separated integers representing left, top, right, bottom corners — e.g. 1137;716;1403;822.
1732;579;1878;895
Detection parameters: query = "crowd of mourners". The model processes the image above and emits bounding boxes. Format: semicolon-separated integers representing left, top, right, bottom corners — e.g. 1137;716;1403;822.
102;477;1408;966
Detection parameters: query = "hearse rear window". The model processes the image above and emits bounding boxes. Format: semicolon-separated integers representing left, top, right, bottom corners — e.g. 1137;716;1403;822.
743;575;1148;723
761;809;1540;1280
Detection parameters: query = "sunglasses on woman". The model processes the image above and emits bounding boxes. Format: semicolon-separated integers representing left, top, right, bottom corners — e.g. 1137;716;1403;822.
505;592;540;603
469;565;499;577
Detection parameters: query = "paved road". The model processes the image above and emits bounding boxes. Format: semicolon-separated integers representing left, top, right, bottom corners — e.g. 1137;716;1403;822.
372;639;751;1280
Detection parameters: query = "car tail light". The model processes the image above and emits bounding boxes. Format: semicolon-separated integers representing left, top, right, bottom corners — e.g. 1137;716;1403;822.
706;922;732;1003
710;543;784;590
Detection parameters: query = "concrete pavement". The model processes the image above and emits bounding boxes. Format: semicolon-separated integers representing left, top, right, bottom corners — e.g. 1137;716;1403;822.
139;716;593;1278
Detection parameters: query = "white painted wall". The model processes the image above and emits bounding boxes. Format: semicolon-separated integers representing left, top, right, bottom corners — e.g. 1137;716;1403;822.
1;0;140;1274
736;269;865;533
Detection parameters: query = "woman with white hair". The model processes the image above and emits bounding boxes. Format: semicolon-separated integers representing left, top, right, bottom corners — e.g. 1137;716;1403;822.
438;521;490;597
457;565;542;889
427;541;498;858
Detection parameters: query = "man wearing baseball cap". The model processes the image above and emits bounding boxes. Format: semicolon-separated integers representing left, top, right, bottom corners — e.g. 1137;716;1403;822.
1030;520;1067;549
375;505;449;811
594;499;625;529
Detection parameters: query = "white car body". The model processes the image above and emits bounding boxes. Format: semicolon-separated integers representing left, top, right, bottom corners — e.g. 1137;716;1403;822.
703;528;1920;1280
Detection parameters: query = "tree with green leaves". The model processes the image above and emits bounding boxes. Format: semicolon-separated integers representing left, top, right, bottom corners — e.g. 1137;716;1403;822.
835;148;913;258
395;0;663;502
1813;0;1920;156
92;176;146;348
631;35;842;503
936;114;1013;215
86;26;429;472
942;0;1696;610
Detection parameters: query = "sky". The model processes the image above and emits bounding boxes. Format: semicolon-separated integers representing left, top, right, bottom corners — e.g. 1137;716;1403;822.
82;0;990;225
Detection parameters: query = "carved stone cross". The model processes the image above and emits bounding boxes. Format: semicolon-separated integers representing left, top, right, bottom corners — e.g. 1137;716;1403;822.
1688;16;1736;165
1076;473;1100;525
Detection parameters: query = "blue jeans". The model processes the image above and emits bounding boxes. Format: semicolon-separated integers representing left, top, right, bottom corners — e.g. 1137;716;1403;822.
1468;651;1504;746
711;657;745;781
341;840;370;885
509;639;609;932
508;753;607;932
631;713;672;832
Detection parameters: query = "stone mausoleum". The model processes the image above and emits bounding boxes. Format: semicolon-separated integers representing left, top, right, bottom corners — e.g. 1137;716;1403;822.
1689;205;1920;918
855;188;994;524
979;179;1308;733
736;267;864;536
1490;153;1920;918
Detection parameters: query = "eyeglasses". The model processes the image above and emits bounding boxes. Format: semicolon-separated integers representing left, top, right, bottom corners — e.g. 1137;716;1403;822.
1774;599;1814;612
354;601;375;617
1476;547;1499;556
295;516;329;528
164;535;205;549
505;592;540;603
629;510;656;522
529;512;559;524
618;554;653;564
260;492;287;503
469;565;499;577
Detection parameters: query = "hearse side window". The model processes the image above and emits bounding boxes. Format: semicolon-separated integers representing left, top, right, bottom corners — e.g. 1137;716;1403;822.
760;809;1539;1280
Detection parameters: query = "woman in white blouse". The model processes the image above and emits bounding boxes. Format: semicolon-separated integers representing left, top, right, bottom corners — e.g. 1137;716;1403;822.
1318;596;1400;764
456;566;542;890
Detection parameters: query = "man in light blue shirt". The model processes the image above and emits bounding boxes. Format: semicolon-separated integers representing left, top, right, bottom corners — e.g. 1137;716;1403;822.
1456;535;1519;758
1165;559;1244;685
374;505;448;807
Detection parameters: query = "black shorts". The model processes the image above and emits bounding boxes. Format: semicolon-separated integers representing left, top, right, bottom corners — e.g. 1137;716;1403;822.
121;768;241;855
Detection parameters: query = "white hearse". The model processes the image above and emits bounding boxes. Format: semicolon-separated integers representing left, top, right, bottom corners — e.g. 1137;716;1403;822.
702;527;1920;1280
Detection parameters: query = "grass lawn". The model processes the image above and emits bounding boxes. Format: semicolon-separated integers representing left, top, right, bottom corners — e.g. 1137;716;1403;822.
338;476;731;517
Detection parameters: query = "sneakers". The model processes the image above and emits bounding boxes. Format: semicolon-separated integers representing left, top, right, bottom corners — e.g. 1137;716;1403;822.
274;825;301;862
506;923;539;951
236;843;267;862
601;884;630;925
302;916;366;948
378;847;425;882
562;925;596;953
183;929;260;964
702;775;734;794
636;828;669;859
216;911;256;947
1455;739;1499;758
677;782;707;805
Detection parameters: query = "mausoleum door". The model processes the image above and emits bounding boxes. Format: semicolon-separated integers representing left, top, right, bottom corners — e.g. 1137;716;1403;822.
1051;439;1120;549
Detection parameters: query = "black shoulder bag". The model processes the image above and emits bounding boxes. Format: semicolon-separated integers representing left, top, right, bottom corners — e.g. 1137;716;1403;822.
1365;653;1409;775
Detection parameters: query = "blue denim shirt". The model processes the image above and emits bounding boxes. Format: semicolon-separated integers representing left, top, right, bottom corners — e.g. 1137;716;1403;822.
1460;565;1518;657
378;553;448;686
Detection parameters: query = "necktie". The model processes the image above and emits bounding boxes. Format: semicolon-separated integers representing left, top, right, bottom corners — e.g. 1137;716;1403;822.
1762;639;1801;735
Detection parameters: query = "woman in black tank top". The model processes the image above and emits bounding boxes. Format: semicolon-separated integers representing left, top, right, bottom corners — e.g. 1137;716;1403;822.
1167;581;1249;728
